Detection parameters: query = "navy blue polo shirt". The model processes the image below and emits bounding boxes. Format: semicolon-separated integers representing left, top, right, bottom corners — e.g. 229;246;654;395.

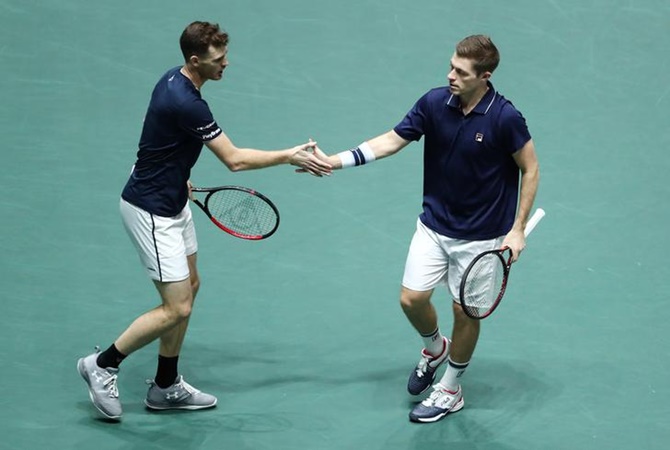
122;66;222;216
394;82;531;240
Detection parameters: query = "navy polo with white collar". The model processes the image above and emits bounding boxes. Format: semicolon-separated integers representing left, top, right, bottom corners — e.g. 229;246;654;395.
394;81;532;240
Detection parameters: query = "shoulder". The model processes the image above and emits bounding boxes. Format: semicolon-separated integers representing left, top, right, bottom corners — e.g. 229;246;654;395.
491;91;524;117
156;68;200;102
409;86;451;112
484;91;526;129
422;86;451;103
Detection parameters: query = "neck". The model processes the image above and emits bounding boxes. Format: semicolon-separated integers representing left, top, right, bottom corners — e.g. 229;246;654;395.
180;65;204;90
460;84;489;114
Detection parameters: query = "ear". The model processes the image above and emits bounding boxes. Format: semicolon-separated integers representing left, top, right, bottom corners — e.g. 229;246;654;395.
480;71;492;81
189;55;200;67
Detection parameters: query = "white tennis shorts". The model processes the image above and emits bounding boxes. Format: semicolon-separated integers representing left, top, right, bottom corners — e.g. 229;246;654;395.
402;218;504;301
119;198;198;282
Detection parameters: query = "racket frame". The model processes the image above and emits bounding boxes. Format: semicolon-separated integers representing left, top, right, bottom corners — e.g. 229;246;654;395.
190;185;280;240
458;208;545;320
459;247;512;319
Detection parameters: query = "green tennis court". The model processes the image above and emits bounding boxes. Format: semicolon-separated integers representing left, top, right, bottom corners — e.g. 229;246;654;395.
1;0;668;448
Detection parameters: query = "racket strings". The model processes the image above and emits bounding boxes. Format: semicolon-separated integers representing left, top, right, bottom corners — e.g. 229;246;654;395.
207;190;276;236
461;253;505;318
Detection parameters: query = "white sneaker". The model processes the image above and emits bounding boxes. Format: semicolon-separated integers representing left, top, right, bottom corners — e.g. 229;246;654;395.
409;384;464;423
77;349;122;420
145;376;217;411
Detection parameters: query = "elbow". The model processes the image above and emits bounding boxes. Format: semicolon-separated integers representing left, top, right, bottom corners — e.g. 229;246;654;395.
524;161;540;180
221;158;245;172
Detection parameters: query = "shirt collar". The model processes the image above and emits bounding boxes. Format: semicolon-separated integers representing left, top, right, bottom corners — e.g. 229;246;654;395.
445;81;497;115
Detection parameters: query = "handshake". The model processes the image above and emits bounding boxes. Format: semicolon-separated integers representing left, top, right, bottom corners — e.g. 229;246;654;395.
288;139;336;177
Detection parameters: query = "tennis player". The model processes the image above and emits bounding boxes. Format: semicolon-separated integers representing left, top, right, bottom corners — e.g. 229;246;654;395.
310;35;539;423
77;21;332;420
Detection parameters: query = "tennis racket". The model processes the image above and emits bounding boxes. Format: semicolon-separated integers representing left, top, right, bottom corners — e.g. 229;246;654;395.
459;208;546;319
190;186;280;240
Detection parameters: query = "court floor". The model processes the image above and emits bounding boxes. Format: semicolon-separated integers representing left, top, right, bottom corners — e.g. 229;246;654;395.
1;0;669;449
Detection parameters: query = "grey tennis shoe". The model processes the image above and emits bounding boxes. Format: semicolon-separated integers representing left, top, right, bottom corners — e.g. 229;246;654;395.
145;375;217;411
77;349;122;420
407;337;450;395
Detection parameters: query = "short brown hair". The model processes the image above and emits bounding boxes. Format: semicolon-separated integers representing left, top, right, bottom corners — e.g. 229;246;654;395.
180;21;229;60
455;35;500;75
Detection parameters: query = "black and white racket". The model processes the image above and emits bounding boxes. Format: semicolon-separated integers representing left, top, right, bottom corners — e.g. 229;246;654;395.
459;208;545;319
190;186;280;240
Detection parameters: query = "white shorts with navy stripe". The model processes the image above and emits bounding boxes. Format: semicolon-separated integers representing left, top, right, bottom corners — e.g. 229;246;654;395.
120;198;198;282
402;218;504;302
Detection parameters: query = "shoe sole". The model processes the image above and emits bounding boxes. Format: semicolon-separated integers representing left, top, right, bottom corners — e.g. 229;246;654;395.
409;397;465;423
77;358;122;421
144;398;217;411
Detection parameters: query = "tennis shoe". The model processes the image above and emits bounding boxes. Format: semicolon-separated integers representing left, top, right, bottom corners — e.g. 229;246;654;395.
407;337;450;395
77;348;122;420
145;375;217;411
409;383;464;423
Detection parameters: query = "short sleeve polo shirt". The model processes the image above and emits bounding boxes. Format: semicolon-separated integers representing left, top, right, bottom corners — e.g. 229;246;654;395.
122;66;223;217
394;82;531;240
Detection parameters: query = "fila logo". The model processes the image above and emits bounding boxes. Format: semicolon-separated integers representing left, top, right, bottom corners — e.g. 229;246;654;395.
475;133;484;142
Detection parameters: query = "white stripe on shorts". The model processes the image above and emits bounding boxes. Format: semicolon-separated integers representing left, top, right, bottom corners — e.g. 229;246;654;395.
119;198;198;282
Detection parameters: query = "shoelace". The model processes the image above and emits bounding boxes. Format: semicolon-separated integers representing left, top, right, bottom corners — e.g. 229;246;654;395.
422;386;458;407
175;378;200;395
103;373;119;398
415;356;430;378
422;388;446;406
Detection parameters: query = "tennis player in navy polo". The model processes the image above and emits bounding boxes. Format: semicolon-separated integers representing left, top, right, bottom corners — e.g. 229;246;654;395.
77;21;331;421
311;35;540;423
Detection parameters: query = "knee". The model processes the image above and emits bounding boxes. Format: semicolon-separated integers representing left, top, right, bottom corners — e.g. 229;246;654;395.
190;276;200;298
400;289;430;312
452;302;479;327
165;297;193;323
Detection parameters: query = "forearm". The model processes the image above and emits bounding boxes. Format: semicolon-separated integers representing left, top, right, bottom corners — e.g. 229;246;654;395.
330;131;408;170
512;165;540;231
223;148;292;172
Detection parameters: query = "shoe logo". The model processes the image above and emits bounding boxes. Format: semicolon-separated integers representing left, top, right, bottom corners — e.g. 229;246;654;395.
166;392;181;400
92;370;105;383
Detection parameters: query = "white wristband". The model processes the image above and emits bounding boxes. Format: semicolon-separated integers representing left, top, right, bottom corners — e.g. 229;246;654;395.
337;142;376;169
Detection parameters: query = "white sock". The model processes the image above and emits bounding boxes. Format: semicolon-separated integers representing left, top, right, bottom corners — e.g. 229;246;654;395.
438;357;469;391
420;328;445;356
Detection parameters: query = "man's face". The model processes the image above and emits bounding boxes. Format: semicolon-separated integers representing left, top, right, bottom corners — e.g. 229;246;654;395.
447;53;488;97
196;45;228;80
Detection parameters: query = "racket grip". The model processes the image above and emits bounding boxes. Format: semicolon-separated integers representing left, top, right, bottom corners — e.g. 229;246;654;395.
524;208;545;237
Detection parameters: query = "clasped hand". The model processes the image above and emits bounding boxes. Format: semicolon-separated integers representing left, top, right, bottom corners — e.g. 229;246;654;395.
289;140;332;177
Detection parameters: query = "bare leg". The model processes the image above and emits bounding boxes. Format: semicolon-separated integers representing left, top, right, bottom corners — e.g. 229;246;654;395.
159;253;199;357
400;286;437;335
448;301;480;363
114;259;196;355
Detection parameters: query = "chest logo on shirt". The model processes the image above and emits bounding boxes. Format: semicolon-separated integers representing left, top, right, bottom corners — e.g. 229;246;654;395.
475;133;484;142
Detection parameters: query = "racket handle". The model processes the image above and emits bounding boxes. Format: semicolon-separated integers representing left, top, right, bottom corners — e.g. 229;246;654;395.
524;208;546;237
